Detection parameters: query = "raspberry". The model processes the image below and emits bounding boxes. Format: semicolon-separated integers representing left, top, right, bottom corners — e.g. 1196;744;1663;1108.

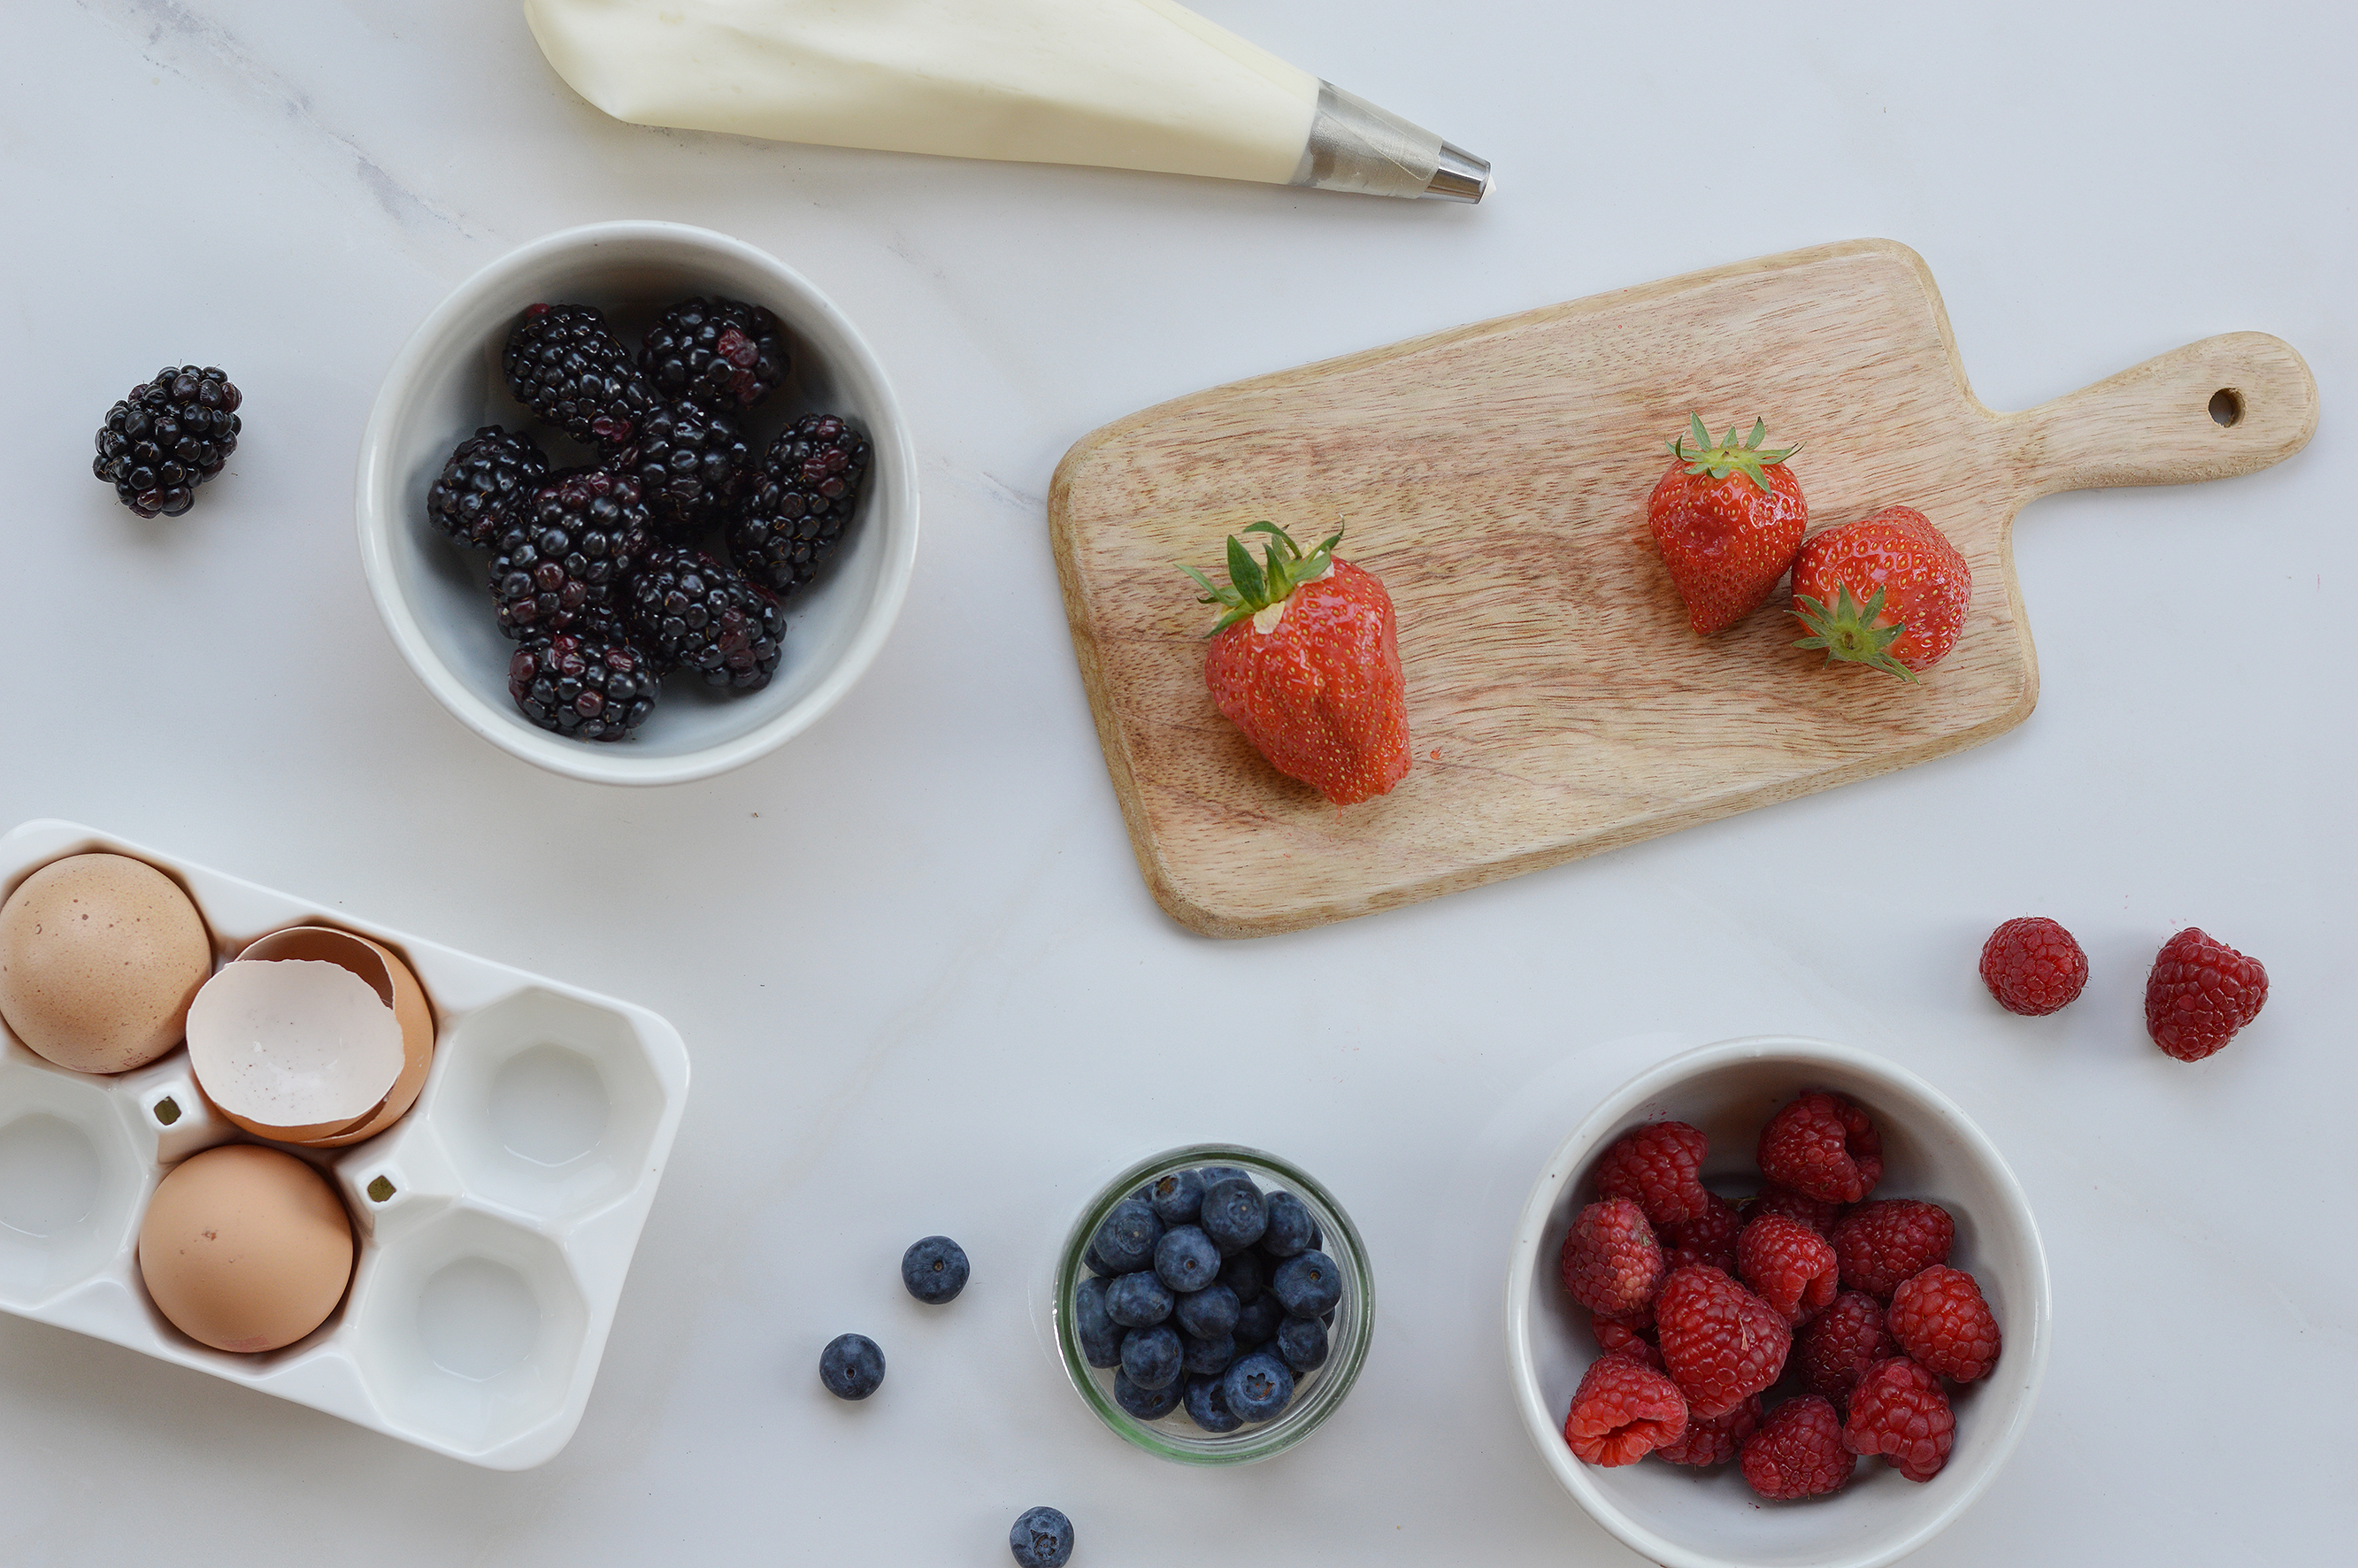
1832;1199;1955;1300
1561;1355;1688;1467
1661;1192;1744;1274
1655;1264;1791;1418
1756;1090;1883;1205
1593;1121;1712;1226
2145;927;2268;1062
1592;1300;1654;1338
1655;1392;1761;1467
1737;1215;1840;1325
1795;1290;1899;1403
1558;1198;1665;1318
1979;916;2090;1015
1887;1264;2001;1382
1844;1356;1955;1481
1602;1334;1663;1372
1744;1186;1845;1238
1740;1395;1855;1499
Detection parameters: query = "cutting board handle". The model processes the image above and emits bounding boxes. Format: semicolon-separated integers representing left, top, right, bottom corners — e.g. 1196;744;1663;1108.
2001;331;2317;499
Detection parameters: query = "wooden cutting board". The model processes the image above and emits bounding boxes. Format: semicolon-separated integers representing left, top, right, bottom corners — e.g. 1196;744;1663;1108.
1048;239;2316;939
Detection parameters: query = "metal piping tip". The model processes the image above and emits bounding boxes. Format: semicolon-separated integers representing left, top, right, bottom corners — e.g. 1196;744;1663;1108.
1292;82;1493;203
1425;142;1490;204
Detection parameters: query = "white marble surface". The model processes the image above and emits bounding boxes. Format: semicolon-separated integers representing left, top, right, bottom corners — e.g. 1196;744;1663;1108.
2;2;2352;1563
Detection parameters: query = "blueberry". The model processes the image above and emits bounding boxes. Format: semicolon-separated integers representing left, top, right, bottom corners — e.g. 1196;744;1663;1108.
1146;1167;1205;1226
1200;1179;1267;1253
1090;1198;1162;1273
1083;1241;1116;1278
1072;1277;1122;1369
1183;1373;1243;1433
1198;1164;1251;1188
1121;1323;1183;1390
901;1235;970;1303
1233;1293;1283;1347
1009;1505;1075;1568
1217;1249;1267;1304
1153;1225;1221;1294
1260;1192;1315;1257
1174;1282;1239;1340
1182;1332;1237;1376
1104;1269;1173;1327
1113;1365;1183;1419
1276;1313;1328;1372
1221;1349;1295;1423
1271;1250;1341;1318
818;1333;885;1400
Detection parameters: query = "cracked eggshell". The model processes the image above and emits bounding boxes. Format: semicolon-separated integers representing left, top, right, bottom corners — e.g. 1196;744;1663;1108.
237;926;435;1147
0;852;214;1074
138;1143;356;1353
187;943;416;1145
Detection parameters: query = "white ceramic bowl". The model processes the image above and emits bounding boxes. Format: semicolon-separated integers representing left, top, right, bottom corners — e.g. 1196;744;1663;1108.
1505;1037;2050;1568
356;221;918;785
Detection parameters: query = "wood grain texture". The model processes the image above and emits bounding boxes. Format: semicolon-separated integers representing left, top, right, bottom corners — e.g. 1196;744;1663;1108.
1048;239;2317;939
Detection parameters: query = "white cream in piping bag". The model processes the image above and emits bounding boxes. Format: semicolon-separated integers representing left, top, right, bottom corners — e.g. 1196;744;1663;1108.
524;0;1488;199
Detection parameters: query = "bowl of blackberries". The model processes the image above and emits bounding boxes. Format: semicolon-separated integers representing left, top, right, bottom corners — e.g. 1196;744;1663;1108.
1056;1145;1372;1464
357;220;917;785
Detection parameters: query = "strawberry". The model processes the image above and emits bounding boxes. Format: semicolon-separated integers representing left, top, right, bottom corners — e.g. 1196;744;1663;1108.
1789;505;1971;679
1645;416;1808;634
1185;523;1410;806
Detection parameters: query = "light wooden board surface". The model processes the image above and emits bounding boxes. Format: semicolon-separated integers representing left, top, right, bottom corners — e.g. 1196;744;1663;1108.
1048;239;2317;939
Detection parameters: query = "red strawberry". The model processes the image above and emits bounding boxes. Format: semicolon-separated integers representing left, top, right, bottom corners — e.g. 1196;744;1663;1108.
1645;416;1808;634
1187;522;1409;806
1789;505;1971;679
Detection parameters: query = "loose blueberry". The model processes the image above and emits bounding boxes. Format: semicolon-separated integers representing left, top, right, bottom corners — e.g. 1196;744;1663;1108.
1271;1250;1341;1318
1153;1225;1221;1293
1090;1198;1162;1273
1009;1506;1075;1568
1221;1349;1295;1423
1104;1270;1173;1327
1183;1372;1244;1433
1146;1167;1206;1225
1113;1365;1183;1419
1276;1313;1329;1372
1174;1282;1240;1340
1182;1332;1237;1376
1072;1277;1123;1369
1217;1249;1267;1304
1200;1179;1268;1253
1120;1323;1183;1390
1233;1293;1284;1347
819;1333;885;1400
1260;1192;1315;1257
901;1235;970;1303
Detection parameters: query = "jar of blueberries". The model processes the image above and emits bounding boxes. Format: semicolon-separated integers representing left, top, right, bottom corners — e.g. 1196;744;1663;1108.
1054;1144;1372;1463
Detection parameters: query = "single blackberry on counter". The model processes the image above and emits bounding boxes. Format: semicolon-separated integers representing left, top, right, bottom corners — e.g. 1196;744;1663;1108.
639;296;790;410
614;397;754;536
726;414;872;600
426;426;548;548
626;543;784;691
501;304;655;450
92;366;242;517
488;468;654;637
508;630;660;742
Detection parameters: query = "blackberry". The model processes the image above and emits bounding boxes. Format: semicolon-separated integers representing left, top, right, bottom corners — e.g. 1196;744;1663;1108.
501;304;655;450
507;631;660;742
488;468;655;637
425;426;548;548
92;366;242;518
639;296;790;410
615;397;753;536
626;543;784;690
726;414;871;600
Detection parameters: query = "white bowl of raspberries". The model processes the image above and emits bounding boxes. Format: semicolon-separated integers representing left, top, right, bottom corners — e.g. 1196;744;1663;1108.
357;220;918;785
1505;1037;2050;1568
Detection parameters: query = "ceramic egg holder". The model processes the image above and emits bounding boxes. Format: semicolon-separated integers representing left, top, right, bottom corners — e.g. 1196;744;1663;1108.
0;820;689;1469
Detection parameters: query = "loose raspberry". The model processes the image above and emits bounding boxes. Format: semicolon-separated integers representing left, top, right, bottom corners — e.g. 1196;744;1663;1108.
1740;1395;1855;1499
1979;916;2090;1015
1655;1392;1761;1467
1655;1264;1791;1418
1562;1354;1689;1466
1661;1192;1744;1274
2145;927;2268;1062
1593;1121;1712;1226
1558;1198;1665;1318
1756;1090;1883;1204
1887;1264;2001;1382
1744;1186;1846;1238
1831;1199;1955;1300
1795;1290;1899;1403
1844;1356;1955;1481
1737;1215;1840;1325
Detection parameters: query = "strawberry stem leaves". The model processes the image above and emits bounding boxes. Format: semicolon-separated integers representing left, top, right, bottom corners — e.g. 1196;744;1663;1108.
1180;521;1344;635
1791;584;1918;681
1667;415;1801;495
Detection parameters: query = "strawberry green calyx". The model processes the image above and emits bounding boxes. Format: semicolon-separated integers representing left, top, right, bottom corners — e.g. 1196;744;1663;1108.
1180;520;1344;635
1666;416;1801;495
1791;584;1919;682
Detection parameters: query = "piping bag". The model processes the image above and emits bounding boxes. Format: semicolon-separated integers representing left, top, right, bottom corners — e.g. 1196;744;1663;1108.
525;0;1490;201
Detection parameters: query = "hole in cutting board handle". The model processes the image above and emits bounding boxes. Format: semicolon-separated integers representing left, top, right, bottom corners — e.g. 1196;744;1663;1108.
2209;388;2244;427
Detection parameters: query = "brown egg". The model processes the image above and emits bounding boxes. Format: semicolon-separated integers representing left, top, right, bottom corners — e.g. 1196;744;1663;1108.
137;1144;356;1353
0;853;214;1074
